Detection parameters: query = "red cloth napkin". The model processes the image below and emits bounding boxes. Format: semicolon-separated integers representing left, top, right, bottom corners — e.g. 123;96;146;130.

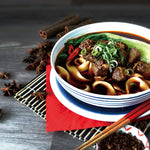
46;64;112;132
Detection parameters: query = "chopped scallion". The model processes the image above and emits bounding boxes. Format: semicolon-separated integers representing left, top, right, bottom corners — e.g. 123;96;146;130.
81;48;87;55
91;48;101;57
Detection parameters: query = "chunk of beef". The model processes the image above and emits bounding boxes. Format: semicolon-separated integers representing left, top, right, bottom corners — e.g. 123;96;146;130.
79;39;95;50
98;39;109;44
115;41;128;50
128;48;141;64
144;64;150;79
83;52;108;76
80;40;109;76
92;63;109;76
116;41;128;65
91;58;108;76
133;61;150;79
82;52;97;63
112;67;126;82
95;58;105;66
133;61;146;73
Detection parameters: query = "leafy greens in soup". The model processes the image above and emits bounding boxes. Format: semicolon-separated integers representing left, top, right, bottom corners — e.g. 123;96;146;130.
55;32;150;95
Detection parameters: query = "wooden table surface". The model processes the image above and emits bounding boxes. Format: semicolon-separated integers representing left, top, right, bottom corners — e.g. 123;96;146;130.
0;1;150;150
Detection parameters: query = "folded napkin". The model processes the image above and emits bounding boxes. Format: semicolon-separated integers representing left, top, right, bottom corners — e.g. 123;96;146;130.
46;65;112;132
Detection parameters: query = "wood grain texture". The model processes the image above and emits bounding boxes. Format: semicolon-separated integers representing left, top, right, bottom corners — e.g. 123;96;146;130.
0;3;149;150
51;131;93;150
0;17;53;150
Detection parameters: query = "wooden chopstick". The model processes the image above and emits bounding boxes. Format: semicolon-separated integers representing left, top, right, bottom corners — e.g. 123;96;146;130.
75;99;150;150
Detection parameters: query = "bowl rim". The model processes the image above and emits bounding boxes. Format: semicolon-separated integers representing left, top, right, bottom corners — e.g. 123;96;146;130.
51;21;150;99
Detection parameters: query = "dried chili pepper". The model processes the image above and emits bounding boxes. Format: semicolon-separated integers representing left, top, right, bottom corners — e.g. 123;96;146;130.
68;44;74;55
67;47;80;61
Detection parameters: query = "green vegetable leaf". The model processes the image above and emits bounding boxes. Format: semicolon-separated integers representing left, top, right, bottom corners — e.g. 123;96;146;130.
55;52;68;66
101;33;150;64
119;51;125;65
65;33;108;47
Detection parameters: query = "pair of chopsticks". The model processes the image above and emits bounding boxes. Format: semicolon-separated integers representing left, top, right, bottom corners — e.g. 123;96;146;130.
75;99;150;150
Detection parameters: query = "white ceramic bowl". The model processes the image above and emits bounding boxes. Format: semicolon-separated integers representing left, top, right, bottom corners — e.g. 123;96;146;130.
96;125;149;150
51;22;150;108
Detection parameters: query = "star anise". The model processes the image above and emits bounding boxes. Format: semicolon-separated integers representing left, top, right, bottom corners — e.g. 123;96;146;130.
23;41;55;74
0;72;10;79
1;80;22;96
36;59;47;74
22;55;36;63
38;41;55;50
27;48;39;55
25;58;41;71
31;90;47;101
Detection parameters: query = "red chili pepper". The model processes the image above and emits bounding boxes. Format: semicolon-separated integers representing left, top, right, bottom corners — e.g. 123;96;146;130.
67;47;80;61
68;44;74;55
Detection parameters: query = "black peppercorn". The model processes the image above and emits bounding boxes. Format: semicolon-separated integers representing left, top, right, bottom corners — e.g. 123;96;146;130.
97;131;145;150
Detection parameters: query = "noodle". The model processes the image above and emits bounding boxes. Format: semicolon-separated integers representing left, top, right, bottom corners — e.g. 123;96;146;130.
55;32;150;95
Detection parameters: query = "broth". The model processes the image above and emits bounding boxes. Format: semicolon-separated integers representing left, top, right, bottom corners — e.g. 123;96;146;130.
55;32;150;95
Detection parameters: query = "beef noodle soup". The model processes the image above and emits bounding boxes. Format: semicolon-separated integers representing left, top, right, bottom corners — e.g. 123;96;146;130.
55;32;150;95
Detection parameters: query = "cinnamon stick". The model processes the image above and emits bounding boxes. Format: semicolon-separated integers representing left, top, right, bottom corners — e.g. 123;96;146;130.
40;14;81;39
56;30;66;39
40;14;76;33
56;19;93;39
65;19;93;33
39;14;76;37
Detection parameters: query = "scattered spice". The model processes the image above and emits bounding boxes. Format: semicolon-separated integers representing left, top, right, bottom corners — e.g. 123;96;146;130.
27;48;39;55
97;130;145;150
24;15;93;74
31;90;47;100
22;55;36;64
23;41;55;74
36;59;47;74
1;80;22;96
0;72;10;79
25;58;41;71
131;119;149;132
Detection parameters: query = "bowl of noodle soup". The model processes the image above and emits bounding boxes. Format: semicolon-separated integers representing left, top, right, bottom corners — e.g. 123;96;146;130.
51;22;150;108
